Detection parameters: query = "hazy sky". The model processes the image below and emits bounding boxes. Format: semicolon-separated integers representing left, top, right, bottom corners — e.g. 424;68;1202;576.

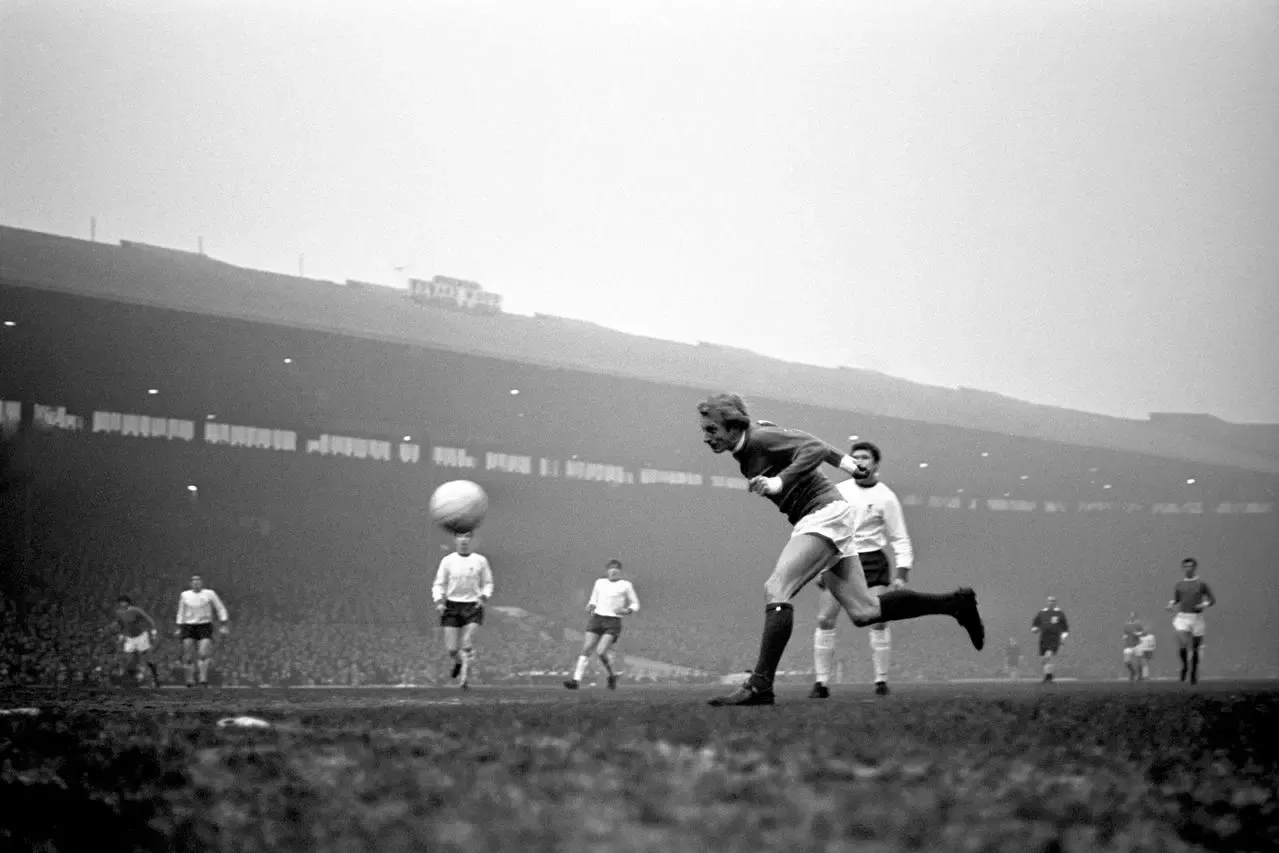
3;0;1277;422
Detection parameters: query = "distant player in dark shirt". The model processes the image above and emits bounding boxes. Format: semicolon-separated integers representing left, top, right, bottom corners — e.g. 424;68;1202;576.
1030;596;1069;682
1166;557;1215;685
697;393;984;706
115;595;160;687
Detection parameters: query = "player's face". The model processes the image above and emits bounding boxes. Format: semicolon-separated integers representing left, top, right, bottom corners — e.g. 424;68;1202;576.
455;534;472;555
116;602;128;613
190;576;203;591
1046;597;1056;608
850;449;879;480
607;566;621;581
1182;561;1196;577
700;415;742;454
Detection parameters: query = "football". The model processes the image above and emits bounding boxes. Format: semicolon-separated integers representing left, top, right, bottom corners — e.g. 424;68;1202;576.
429;480;489;534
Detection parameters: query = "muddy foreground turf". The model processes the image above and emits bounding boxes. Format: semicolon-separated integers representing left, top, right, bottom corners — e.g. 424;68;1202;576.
2;680;1275;852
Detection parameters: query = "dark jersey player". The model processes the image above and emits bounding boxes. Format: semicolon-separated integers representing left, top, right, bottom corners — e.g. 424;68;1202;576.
1030;596;1069;682
1166;557;1215;685
697;393;984;706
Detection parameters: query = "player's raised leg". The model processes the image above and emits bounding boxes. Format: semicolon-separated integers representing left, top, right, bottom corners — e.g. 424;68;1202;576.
824;554;984;649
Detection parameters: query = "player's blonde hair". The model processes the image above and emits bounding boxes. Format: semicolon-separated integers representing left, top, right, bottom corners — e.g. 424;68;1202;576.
697;393;751;431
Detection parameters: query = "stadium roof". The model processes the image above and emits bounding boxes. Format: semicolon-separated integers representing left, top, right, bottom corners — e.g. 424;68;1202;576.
1;224;1275;473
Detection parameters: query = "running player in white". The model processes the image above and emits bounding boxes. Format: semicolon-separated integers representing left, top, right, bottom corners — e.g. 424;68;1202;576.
1166;557;1215;685
174;575;229;687
115;595;160;687
1122;612;1145;681
810;440;914;698
432;532;493;689
1137;630;1156;680
564;559;640;691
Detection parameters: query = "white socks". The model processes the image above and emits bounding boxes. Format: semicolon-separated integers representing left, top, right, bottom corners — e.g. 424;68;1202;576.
869;626;891;683
574;655;589;682
813;628;837;684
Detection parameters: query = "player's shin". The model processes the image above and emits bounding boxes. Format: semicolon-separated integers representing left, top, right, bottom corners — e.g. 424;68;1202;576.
751;602;794;689
869;626;891;683
874;589;958;622
813;628;837;685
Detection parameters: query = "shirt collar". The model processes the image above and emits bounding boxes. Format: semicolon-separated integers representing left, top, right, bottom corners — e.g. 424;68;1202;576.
731;430;747;455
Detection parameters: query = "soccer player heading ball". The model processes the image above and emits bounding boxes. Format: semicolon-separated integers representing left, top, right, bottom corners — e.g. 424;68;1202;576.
697;393;985;706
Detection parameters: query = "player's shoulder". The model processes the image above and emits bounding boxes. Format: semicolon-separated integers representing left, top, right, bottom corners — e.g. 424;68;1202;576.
752;423;813;444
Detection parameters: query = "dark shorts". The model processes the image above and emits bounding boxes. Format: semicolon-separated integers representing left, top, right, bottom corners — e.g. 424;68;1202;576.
1039;637;1061;656
440;601;484;628
180;623;214;642
585;614;622;638
858;550;891;588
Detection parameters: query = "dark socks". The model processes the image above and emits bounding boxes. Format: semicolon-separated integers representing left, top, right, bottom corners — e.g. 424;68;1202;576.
876;589;956;622
751;603;794;689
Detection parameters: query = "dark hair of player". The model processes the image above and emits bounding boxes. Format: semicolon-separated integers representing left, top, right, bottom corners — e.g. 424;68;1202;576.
696;393;751;431
850;440;882;463
1182;557;1198;568
118;595;132;605
607;559;623;569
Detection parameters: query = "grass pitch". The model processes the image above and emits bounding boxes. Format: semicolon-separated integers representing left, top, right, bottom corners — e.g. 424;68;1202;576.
2;680;1275;853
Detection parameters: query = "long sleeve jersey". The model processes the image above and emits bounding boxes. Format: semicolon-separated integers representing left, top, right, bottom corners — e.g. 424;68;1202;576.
1170;578;1214;613
116;606;158;638
588;578;640;617
432;552;494;604
176;589;229;625
1031;607;1069;639
731;425;845;524
834;479;914;568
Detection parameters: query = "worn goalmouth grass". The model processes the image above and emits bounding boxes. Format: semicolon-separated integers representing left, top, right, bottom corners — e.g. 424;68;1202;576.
2;681;1275;853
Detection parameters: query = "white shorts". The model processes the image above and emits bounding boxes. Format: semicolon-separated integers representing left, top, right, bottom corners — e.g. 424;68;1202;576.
1172;612;1205;637
791;500;857;559
122;632;153;654
1138;635;1156;654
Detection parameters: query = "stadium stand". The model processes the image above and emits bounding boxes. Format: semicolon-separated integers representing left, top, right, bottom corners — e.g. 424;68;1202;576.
2;225;1276;687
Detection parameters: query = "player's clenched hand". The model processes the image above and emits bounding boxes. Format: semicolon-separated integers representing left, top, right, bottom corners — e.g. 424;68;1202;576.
435;602;446;613
748;476;783;496
890;577;907;590
218;624;230;636
617;608;632;616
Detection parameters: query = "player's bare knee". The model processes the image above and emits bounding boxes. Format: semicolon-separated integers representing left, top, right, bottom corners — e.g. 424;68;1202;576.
816;614;838;631
763;576;790;603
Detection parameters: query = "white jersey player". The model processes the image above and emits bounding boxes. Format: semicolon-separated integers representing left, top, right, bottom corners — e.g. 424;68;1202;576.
564;559;640;691
432;532;494;688
174;574;229;687
811;440;913;697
